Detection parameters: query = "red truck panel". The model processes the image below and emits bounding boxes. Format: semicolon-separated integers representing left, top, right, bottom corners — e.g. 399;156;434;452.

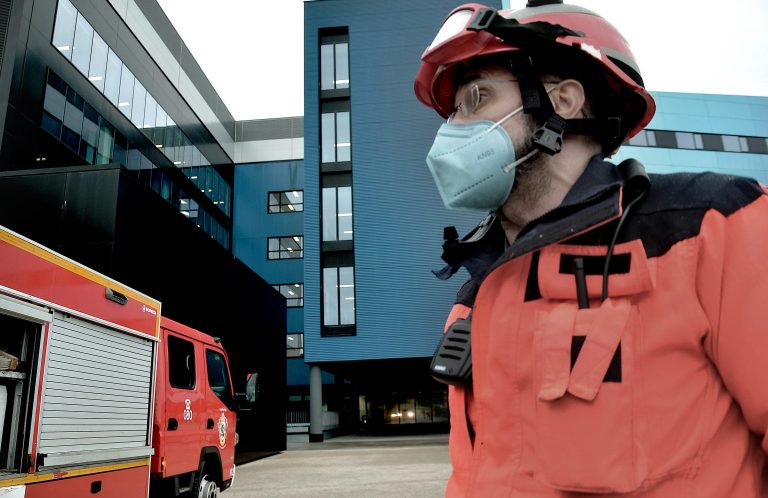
24;465;150;498
0;227;160;338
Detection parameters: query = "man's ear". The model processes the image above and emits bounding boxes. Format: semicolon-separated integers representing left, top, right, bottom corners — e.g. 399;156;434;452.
549;79;587;119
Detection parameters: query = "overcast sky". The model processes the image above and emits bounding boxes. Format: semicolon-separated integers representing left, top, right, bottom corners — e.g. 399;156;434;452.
156;0;768;121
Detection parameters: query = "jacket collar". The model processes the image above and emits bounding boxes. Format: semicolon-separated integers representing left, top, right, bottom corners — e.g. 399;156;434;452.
435;155;625;283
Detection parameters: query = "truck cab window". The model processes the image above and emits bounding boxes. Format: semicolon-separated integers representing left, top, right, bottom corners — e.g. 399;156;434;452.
167;335;195;389
205;350;231;402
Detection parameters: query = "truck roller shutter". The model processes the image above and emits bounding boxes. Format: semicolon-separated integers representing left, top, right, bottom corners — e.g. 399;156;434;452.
37;313;154;468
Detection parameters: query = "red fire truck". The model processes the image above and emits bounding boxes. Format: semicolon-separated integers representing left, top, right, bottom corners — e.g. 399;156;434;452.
0;225;237;498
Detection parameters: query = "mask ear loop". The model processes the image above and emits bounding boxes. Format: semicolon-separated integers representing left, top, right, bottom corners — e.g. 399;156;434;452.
494;84;559;173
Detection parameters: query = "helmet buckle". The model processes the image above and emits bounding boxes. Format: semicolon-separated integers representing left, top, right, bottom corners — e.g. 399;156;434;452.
532;115;567;155
466;8;499;32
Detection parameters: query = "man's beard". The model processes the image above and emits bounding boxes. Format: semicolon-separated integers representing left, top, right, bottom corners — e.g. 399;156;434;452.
508;117;551;207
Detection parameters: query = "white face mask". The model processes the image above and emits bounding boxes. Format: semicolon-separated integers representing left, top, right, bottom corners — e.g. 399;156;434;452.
425;105;538;211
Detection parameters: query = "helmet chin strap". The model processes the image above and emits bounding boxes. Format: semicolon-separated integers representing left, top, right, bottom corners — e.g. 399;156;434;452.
468;10;623;153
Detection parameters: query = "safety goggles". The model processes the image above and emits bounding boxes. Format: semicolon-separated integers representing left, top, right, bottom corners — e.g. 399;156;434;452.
450;78;561;121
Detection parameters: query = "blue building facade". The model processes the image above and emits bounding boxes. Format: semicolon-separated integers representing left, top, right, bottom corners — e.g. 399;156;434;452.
231;1;768;440
615;93;768;183
301;0;504;436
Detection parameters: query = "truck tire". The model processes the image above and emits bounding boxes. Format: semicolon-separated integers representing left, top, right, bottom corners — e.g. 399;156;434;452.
197;473;220;498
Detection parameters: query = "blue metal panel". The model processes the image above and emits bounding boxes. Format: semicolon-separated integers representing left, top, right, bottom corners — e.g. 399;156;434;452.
304;0;502;363
234;160;306;378
650;92;768;137
234;160;304;283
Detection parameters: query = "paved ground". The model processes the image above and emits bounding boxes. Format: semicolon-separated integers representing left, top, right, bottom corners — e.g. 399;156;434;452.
226;434;451;497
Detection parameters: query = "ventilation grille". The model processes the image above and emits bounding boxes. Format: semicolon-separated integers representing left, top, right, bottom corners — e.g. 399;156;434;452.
0;0;11;71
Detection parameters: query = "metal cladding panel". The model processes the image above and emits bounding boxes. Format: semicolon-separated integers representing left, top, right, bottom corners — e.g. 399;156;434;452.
304;0;503;363
647;92;768;137
233;160;304;284
38;313;153;463
616;92;768;185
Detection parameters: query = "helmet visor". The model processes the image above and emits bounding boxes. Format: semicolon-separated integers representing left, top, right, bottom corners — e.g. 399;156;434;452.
422;4;502;66
427;9;474;51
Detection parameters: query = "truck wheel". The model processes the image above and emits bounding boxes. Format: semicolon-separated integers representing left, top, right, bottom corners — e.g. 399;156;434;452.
197;474;220;498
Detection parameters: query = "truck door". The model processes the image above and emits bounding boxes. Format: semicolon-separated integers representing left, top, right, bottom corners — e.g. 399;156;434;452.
163;333;204;476
203;347;236;481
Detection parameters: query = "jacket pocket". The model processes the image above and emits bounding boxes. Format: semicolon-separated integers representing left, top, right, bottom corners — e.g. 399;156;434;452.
531;241;653;493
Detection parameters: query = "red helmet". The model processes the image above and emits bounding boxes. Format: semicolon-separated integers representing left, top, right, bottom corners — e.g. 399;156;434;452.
414;1;655;144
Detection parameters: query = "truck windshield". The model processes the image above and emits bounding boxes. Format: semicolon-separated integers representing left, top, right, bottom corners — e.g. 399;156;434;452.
205;350;230;401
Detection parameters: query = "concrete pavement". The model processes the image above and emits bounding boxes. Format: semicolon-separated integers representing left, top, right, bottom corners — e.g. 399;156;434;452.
227;434;451;497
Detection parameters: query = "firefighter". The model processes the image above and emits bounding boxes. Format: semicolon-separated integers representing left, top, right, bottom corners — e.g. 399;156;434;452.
416;1;768;496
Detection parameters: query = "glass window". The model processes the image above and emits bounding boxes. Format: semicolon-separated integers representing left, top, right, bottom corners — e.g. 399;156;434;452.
154;106;167;148
205;349;231;401
675;132;695;149
323;266;355;326
287;333;304;358
268;236;304;260
321;112;336;163
336;112;351;161
722;135;741;152
43;80;66;120
746;136;768;154
335;43;349;89
113;131;128;165
63;86;84;134
320;35;350;90
738;137;749;152
96;118;114;165
167;335;196;390
268;190;304;213
700;133;722;151
694;133;704;149
131;80;146;129
143;93;157;132
653;130;677;149
71;13;94;75
52;0;77;60
79;103;99;163
321;111;351;163
322;186;353;241
118;65;135;118
87;32;108;92
320;44;335;91
104;49;122;105
273;284;304;307
41;111;63;139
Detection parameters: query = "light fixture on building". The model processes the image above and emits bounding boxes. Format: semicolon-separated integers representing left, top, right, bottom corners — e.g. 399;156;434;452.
88;76;103;81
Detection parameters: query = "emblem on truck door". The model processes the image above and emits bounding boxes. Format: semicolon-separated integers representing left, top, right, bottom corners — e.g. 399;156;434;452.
218;413;228;448
183;399;193;421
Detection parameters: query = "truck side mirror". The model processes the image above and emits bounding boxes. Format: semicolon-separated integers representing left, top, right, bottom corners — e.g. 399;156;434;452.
245;373;259;403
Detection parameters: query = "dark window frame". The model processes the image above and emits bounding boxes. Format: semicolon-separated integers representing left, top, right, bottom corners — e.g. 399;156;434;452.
287;333;304;358
167;334;196;390
205;348;233;403
268;190;304;213
267;235;304;260
273;283;304;308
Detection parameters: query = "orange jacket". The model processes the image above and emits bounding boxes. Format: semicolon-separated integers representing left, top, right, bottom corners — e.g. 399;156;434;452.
439;158;768;497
